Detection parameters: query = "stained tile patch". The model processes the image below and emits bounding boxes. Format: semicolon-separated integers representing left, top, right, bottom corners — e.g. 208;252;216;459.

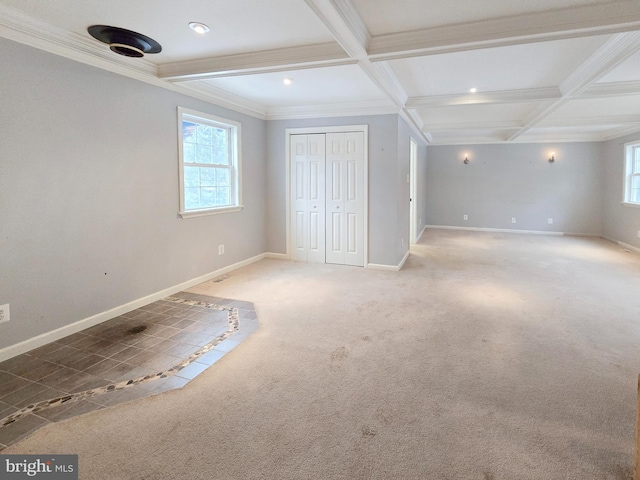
0;294;258;451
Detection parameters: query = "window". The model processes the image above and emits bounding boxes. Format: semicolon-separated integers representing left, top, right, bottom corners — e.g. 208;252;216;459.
178;107;242;217
623;141;640;206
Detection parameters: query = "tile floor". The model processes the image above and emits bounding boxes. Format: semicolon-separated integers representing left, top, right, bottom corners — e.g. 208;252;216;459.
0;292;258;451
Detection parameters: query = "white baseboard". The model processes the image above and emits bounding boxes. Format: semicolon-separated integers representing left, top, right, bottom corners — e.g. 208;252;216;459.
0;253;268;363
367;250;410;272
602;236;640;255
264;252;289;260
426;225;563;236
415;225;427;243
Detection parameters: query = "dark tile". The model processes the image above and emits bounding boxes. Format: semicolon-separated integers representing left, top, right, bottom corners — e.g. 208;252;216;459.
96;342;129;358
53;331;91;346
16;386;66;409
27;342;66;358
45;345;83;363
38;366;81;388
151;326;180;339
0;375;33;399
127;350;164;367
148;339;179;355
36;399;102;422
45;370;100;393
20;361;65;382
78;339;115;355
83;358;122;377
55;350;94;369
0;414;50;447
69;335;103;350
0;401;18;420
156;316;183;327
132;335;163;350
100;362;139;382
176;361;209;381
1;382;60;408
70;376;110;394
139;354;179;372
0;355;45;377
173;319;196;330
110;346;143;362
164;343;198;359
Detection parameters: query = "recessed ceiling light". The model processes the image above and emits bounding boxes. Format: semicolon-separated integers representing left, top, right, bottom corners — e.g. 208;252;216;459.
189;22;210;34
469;88;477;93
283;77;294;86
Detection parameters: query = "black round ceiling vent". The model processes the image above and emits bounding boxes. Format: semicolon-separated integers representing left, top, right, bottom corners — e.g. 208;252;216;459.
88;25;162;58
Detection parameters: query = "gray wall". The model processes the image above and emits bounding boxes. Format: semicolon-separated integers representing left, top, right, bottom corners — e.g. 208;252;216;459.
266;115;407;267
0;39;266;349
425;143;603;234
602;132;640;249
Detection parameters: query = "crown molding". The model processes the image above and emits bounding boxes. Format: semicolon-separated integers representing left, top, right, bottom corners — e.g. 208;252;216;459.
599;125;640;141
537;115;640;128
407;87;561;108
178;83;267;119
423;121;522;132
582;80;640;98
158;43;353;81
0;4;157;78
265;99;397;120
367;1;640;61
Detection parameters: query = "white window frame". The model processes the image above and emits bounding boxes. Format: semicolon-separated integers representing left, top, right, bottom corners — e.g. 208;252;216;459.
622;140;640;208
177;107;243;218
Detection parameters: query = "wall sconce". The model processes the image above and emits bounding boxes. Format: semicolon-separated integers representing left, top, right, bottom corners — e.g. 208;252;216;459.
548;152;555;163
463;154;469;164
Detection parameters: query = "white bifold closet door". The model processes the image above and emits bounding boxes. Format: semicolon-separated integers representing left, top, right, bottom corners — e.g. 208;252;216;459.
290;132;364;266
325;132;364;266
291;134;326;263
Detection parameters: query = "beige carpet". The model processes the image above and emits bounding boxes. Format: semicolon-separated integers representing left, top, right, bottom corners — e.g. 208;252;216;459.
7;230;640;479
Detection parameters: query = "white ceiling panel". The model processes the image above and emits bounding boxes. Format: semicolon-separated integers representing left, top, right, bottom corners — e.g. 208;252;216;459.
430;129;516;144
417;103;539;127
197;65;388;108
596;49;640;83
390;36;611;97
352;0;614;35
0;0;336;63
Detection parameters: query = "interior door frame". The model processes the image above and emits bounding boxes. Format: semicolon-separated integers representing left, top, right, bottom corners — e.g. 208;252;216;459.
409;137;418;245
285;125;369;267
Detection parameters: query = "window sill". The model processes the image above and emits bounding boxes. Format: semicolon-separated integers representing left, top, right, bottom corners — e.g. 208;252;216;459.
179;205;244;218
621;202;640;209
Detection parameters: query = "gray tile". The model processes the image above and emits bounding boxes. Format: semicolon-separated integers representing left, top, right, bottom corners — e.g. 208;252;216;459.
77;339;114;354
164;342;198;358
138;354;179;372
27;342;66;358
138;375;189;394
194;349;225;366
173;319;196;329
39;367;82;389
0;401;18;420
53;332;91;346
151;326;180;340
46;371;100;393
131;335;163;350
45;345;83;363
214;339;240;353
156;316;183;327
96;342;129;358
110;346;144;362
16;386;66;409
0;355;46;377
70;376;110;394
1;382;60;408
99;386;150;407
62;353;105;371
55;350;94;369
175;361;210;381
0;414;50;447
100;362;139;382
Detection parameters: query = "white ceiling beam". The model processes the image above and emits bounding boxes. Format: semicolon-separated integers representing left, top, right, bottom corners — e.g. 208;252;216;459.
581;80;640;98
407;87;561;108
423;121;522;132
158;43;353;81
507;31;640;141
367;1;640;61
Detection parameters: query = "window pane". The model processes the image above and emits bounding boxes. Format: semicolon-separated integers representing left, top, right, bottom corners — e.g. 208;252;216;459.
212;128;229;165
201;187;216;208
218;187;230;206
185;187;200;210
216;168;230;187
184;166;200;188
196;144;213;164
634;147;640;173
182;122;197;143
196;124;213;145
200;167;216;187
183;143;196;163
632;188;640;203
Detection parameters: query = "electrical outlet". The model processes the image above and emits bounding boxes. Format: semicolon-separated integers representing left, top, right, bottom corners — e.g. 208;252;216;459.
511;217;516;223
548;218;553;224
218;244;225;255
0;304;10;324
463;214;468;221
401;238;405;248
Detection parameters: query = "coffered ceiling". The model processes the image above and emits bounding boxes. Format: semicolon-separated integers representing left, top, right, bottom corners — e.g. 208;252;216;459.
2;0;640;144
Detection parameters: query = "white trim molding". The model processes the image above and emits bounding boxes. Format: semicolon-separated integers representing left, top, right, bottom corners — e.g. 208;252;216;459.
426;225;564;236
